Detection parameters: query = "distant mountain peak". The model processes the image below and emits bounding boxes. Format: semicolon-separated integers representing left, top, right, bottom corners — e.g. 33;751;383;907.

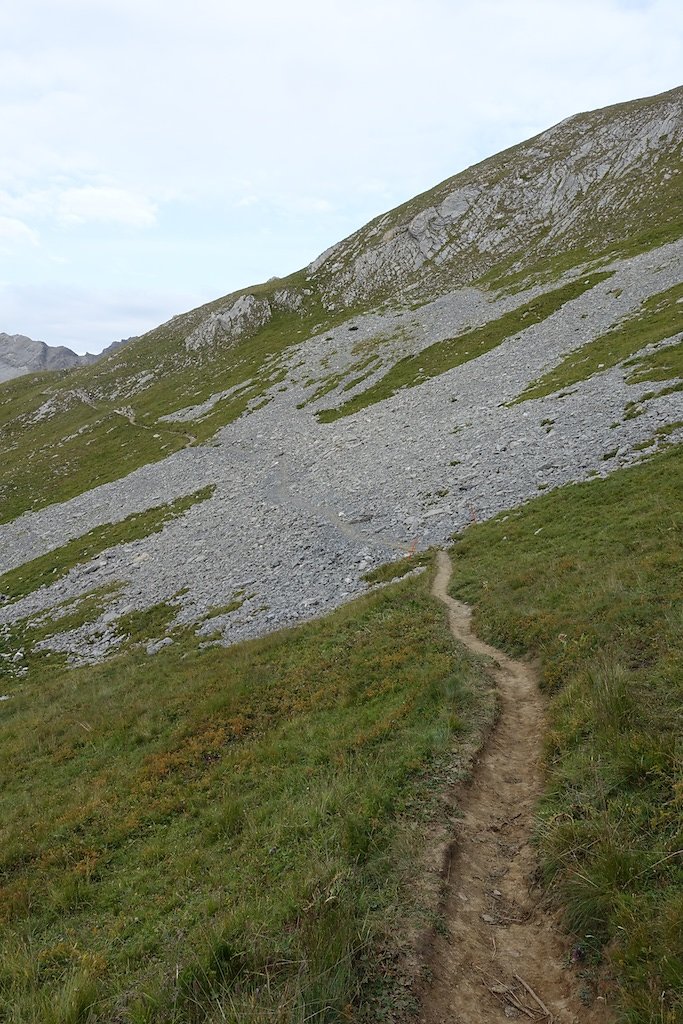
0;333;127;383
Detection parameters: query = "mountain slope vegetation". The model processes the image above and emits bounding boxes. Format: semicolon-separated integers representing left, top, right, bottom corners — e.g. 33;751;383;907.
450;443;682;1024
1;87;681;525
0;562;495;1022
0;85;682;1023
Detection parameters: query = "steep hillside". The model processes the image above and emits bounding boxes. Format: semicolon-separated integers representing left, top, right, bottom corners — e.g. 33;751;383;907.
311;85;683;308
0;86;682;1023
0;88;680;528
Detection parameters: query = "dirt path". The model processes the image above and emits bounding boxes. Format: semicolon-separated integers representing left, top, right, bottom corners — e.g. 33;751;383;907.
421;550;611;1024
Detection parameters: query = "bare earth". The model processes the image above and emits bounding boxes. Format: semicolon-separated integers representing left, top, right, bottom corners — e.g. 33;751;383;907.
420;551;613;1024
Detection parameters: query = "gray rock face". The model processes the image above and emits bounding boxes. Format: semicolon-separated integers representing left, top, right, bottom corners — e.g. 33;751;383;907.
309;86;683;309
185;295;273;351
0;333;128;383
0;334;85;383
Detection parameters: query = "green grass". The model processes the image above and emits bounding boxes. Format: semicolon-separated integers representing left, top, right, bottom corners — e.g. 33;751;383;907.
625;332;683;387
515;281;683;404
362;553;429;585
0;561;495;1022
477;245;611;296
201;596;247;621
0;272;380;525
116;601;179;647
448;443;683;1023
316;272;612;423
620;334;683;418
0;396;193;526
296;354;381;409
0;487;215;605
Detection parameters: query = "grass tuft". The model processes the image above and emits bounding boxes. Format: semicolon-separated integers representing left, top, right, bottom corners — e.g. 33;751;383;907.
515;281;683;403
0;486;215;604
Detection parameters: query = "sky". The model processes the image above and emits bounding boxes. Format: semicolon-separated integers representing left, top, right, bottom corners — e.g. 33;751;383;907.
1;0;682;354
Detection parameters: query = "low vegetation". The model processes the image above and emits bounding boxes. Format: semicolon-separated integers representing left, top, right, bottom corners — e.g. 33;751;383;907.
0;487;215;605
296;354;382;409
515;281;683;403
316;272;612;423
3;583;124;659
0;562;495;1022
0;276;374;525
362;552;429;586
448;442;683;1023
0;395;193;526
622;333;683;421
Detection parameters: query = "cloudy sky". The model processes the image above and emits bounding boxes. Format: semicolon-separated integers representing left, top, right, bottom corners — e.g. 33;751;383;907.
1;0;681;354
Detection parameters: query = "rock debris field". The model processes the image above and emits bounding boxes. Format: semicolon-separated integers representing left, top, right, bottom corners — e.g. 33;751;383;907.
1;239;682;666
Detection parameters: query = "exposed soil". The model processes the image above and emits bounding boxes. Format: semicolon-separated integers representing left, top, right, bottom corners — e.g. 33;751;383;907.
420;550;612;1024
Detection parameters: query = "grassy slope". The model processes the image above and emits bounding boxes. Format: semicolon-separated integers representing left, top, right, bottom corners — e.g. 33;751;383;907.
0;562;495;1023
0;487;214;605
515;281;683;404
448;443;683;1024
316;272;613;422
0;375;190;526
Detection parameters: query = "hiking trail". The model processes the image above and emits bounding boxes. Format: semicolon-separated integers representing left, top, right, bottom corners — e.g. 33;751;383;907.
422;550;611;1024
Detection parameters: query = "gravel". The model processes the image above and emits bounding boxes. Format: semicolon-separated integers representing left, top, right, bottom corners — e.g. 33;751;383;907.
1;239;681;664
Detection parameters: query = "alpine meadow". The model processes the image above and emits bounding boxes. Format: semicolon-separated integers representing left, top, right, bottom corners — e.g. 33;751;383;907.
1;86;682;1024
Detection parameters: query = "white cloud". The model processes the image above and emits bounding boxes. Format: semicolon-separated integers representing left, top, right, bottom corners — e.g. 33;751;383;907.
56;186;157;227
0;215;40;250
0;280;206;353
0;0;681;349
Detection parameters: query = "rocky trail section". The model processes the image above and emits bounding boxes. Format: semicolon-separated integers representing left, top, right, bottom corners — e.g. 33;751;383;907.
423;551;611;1024
0;240;682;666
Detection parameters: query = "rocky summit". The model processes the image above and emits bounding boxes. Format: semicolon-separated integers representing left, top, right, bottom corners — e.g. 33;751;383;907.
0;332;129;384
0;84;682;668
0;333;92;383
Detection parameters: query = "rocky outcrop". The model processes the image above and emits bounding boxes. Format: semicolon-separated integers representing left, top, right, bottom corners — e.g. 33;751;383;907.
0;333;129;383
308;86;683;308
0;334;84;383
183;288;305;352
184;294;273;351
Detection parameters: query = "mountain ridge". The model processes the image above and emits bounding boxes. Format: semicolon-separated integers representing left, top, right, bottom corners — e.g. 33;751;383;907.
0;331;129;384
1;83;682;1024
307;84;683;308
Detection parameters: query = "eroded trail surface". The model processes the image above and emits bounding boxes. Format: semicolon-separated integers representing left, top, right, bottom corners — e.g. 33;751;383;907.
422;551;611;1024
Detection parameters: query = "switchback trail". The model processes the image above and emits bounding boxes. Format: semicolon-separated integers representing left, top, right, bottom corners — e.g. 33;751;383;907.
422;550;611;1024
